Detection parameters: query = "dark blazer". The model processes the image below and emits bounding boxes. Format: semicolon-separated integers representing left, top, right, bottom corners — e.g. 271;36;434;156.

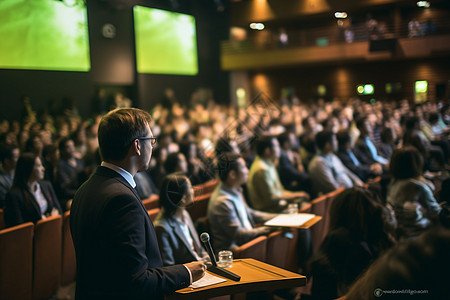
337;149;373;182
355;136;382;164
154;209;209;266
56;158;86;209
70;166;189;300
4;180;62;227
278;150;310;192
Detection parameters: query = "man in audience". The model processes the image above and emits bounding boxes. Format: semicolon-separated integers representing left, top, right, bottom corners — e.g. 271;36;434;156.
56;137;87;210
277;132;311;193
0;143;19;208
164;152;188;175
247;135;309;212
70;108;205;300
308;131;363;196
355;117;389;166
208;152;275;252
336;129;383;182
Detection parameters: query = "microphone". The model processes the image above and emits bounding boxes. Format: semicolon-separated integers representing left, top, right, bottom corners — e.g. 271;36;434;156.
200;232;241;281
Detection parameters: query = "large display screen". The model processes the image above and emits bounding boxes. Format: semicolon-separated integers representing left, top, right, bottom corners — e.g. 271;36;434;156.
0;0;90;71
133;6;198;75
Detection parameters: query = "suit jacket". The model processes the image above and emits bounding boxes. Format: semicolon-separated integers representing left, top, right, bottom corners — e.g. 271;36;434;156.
70;166;189;300
4;180;62;227
154;209;209;266
278;150;310;191
56;158;86;209
336;149;373;182
207;183;275;252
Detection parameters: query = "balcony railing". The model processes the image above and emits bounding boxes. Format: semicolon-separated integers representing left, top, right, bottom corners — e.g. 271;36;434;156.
222;16;450;55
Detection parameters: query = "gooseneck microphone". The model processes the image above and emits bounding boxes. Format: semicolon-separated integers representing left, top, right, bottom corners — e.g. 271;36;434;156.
200;232;241;281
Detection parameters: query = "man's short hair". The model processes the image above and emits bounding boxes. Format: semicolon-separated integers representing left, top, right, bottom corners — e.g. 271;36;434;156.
58;137;73;154
217;152;241;182
315;131;334;151
0;143;19;162
256;135;275;157
98;108;152;162
336;129;351;150
355;116;367;131
164;152;183;174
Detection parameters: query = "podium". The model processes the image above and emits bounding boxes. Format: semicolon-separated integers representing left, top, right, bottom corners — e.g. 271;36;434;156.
168;258;306;299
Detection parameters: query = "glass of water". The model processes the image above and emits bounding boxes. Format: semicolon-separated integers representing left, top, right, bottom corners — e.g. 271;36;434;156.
217;250;233;268
287;203;299;214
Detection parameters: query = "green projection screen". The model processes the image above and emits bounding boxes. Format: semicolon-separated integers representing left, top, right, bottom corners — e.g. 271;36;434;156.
0;0;90;71
133;6;198;75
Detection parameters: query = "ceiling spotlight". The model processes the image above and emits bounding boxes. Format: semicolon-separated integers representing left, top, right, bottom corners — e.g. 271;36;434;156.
249;23;265;30
334;12;348;19
417;1;430;8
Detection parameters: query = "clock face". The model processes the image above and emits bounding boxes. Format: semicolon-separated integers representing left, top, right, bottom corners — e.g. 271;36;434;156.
102;23;116;39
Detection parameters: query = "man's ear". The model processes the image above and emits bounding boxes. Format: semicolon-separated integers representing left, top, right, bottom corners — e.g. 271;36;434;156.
132;139;141;155
228;169;237;181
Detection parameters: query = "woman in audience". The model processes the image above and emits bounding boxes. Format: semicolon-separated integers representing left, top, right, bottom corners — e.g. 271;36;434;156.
154;174;210;265
387;146;441;240
346;229;450;300
307;187;395;299
4;152;62;227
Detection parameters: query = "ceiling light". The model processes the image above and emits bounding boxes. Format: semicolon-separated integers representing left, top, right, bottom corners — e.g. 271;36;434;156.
249;23;265;30
417;1;430;8
334;12;348;19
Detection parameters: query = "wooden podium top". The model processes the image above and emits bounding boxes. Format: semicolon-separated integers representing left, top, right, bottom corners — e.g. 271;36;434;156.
168;258;307;299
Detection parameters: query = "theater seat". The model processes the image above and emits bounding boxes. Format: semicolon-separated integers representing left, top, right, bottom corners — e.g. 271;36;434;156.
187;193;211;223
0;222;34;300
147;208;160;222
193;179;219;197
142;194;159;210
266;230;292;269
234;235;267;262
0;209;5;230
61;211;76;286
33;215;62;300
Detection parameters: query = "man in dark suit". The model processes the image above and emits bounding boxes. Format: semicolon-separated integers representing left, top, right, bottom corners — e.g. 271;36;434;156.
70;108;205;300
336;129;383;182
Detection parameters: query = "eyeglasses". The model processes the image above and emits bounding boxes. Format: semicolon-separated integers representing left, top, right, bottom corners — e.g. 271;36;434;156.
138;137;157;146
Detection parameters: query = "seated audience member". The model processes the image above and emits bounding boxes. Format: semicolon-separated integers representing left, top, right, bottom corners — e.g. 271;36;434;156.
387;146;441;240
308;131;363;197
403;116;445;171
179;140;212;185
247;136;309;212
42;144;59;185
55;137;86;210
4;153;62;227
307;187;395;300
0;143;19;207
215;136;240;157
208;152;275;252
336;129;383;182
346;229;450;300
23;133;44;158
134;171;158;200
378;126;396;159
299;131;317;171
277;132;311;193
164;152;188;176
355;117;389;166
148;147;167;189
154;174;209;265
428;112;450;161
